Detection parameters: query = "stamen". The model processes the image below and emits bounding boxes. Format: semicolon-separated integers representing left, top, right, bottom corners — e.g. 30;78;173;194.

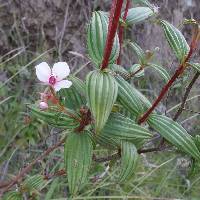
49;76;56;85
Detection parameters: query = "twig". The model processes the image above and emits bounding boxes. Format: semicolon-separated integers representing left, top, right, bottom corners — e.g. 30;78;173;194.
117;0;130;64
173;72;200;121
44;169;67;180
101;0;124;70
138;41;195;124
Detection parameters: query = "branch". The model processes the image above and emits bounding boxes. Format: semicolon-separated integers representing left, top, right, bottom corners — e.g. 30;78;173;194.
173;72;200;121
117;0;130;64
101;0;124;70
138;43;195;124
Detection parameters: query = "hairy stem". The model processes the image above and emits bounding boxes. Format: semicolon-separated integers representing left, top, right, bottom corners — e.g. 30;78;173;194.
101;0;124;70
138;44;194;124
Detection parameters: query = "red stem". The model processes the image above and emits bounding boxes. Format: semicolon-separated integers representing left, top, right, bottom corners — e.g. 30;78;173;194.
101;0;124;70
138;46;194;124
117;0;130;64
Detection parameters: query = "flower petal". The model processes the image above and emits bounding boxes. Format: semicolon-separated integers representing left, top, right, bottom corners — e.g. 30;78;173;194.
54;80;72;92
35;62;51;83
52;62;70;81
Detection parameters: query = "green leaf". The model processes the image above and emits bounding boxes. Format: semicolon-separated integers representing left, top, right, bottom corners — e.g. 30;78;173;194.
129;42;146;64
129;64;144;78
132;0;152;7
119;141;139;182
23;175;46;191
118;106;137;120
116;75;148;116
68;75;86;96
160;20;190;63
110;64;130;79
194;135;200;151
44;178;59;200
86;70;118;133
95;133;120;150
64;131;93;195
147;63;170;82
3;191;22;200
59;85;86;111
87;11;119;66
188;62;200;73
110;64;128;74
59;76;86;110
148;114;200;160
101;113;152;141
125;7;155;25
29;105;79;129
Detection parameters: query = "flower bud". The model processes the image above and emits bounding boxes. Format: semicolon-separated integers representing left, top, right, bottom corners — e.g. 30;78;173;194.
39;101;48;110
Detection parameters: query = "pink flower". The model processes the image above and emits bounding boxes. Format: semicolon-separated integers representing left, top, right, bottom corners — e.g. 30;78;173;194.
35;62;72;92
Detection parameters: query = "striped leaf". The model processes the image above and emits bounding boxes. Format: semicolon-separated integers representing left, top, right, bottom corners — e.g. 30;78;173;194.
132;0;153;8
129;42;146;65
147;63;170;82
148;114;200;160
59;85;86;111
3;191;22;200
119;141;139;182
87;11;119;66
125;7;155;25
118;106;137;120
116;75;147;116
129;64;144;78
23;175;46;191
29;105;79;129
194;135;200;151
86;70;118;133
64;131;93;195
59;76;86;110
160;20;190;63
188;62;200;73
101;113;152;141
110;64;130;80
68;75;86;96
132;0;152;7
95;134;120;150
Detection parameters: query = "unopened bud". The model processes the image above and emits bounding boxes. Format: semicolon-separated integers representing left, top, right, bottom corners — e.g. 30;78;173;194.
154;47;160;52
39;101;48;110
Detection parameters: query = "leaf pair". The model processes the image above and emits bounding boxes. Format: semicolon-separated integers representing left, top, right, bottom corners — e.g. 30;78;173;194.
129;42;170;82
